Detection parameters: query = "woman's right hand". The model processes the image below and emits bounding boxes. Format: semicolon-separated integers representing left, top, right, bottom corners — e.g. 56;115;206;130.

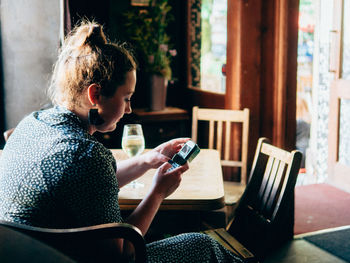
150;161;189;199
125;161;189;236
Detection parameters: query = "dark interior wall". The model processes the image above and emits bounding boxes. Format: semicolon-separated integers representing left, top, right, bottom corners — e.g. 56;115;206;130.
68;0;188;110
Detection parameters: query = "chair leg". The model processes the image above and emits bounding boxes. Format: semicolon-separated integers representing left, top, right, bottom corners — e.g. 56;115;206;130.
200;207;230;230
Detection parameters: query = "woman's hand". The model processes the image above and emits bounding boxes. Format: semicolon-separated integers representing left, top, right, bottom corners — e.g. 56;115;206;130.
151;161;189;199
125;160;189;236
141;138;190;169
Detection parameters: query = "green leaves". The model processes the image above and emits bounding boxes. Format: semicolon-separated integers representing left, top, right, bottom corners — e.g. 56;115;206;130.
122;0;174;79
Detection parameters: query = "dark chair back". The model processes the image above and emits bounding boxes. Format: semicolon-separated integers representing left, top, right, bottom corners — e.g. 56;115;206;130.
227;137;302;259
0;224;74;263
0;221;146;263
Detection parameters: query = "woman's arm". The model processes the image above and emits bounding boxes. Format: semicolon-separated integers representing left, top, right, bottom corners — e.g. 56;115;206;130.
116;152;168;187
111;139;189;257
125;162;188;235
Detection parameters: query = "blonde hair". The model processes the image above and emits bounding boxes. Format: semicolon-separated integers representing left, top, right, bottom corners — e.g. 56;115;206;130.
49;20;137;106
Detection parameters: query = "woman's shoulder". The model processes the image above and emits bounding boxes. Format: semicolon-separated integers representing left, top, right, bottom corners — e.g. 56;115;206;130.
4;107;115;167
36;136;116;179
13;106;82;136
53;134;112;161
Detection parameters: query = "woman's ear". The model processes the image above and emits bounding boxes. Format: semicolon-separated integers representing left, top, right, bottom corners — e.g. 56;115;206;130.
87;84;101;105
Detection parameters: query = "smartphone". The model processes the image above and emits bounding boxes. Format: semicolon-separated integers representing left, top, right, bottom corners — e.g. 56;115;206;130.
167;140;200;171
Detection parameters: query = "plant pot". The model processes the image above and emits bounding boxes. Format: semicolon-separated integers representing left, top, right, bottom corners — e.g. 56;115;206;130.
150;75;168;111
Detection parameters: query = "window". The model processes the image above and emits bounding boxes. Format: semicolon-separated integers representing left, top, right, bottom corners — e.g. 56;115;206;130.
200;0;227;93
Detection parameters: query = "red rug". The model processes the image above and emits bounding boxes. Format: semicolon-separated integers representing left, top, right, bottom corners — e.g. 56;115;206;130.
294;183;350;235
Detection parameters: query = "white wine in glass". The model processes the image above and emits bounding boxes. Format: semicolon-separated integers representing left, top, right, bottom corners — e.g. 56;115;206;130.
122;135;145;157
122;124;145;188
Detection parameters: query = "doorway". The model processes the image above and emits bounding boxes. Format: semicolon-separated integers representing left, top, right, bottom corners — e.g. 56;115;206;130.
296;0;350;188
327;0;350;191
295;0;350;235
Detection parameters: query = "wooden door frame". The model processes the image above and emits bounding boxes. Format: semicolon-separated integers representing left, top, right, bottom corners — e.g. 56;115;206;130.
225;0;299;166
327;0;350;190
186;0;299;176
328;80;350;189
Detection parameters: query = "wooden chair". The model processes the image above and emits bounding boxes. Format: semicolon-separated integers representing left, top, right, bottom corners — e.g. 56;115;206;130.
192;106;250;206
0;220;147;263
203;138;302;261
0;224;75;263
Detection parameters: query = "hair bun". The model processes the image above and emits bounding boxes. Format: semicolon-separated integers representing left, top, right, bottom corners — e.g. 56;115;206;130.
68;21;108;49
85;24;107;47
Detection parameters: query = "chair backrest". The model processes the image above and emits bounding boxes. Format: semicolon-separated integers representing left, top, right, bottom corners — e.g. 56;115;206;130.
0;221;146;263
0;224;74;263
227;137;302;259
191;106;249;184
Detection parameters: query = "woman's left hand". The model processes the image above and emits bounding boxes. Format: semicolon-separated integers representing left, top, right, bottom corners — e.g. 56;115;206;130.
141;138;190;169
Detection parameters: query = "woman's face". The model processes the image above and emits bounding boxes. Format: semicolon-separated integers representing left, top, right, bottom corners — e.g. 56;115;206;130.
96;70;136;133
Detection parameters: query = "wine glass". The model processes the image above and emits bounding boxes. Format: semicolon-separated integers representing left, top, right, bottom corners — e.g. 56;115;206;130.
122;124;145;188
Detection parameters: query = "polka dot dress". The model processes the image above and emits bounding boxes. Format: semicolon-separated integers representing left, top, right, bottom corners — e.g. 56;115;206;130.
0;106;121;228
146;233;244;262
0;106;244;262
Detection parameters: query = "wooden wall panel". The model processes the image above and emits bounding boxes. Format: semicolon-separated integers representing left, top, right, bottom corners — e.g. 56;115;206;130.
284;0;299;151
225;0;299;176
186;0;299;181
271;0;299;151
226;0;262;175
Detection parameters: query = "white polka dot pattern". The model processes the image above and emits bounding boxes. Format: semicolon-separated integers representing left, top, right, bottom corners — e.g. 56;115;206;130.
146;233;244;262
0;106;121;228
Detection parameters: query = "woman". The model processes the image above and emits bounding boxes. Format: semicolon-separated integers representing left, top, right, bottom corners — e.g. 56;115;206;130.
0;21;243;262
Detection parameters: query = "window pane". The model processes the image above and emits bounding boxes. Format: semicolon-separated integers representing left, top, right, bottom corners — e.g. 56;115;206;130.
200;0;227;93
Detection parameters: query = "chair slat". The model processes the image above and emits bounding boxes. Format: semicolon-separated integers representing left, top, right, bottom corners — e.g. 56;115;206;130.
261;159;280;215
272;151;302;219
197;108;247;122
261;143;291;163
209;120;214;149
221;160;242;167
256;157;274;211
192;107;199;143
257;157;274;198
265;161;286;217
217;121;223;156
241;110;249;184
224;121;231;160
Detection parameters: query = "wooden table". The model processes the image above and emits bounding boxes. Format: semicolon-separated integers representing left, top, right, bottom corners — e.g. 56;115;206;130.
113;149;225;211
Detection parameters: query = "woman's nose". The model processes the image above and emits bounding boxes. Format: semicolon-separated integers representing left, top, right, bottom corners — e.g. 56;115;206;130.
125;103;132;114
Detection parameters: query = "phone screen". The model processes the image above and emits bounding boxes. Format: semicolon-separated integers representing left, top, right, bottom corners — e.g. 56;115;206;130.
178;144;191;158
168;141;200;171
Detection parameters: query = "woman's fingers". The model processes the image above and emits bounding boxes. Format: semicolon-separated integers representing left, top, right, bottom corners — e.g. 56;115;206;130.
152;162;190;199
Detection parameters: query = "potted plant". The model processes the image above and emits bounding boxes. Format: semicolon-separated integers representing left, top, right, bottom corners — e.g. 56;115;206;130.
123;0;176;111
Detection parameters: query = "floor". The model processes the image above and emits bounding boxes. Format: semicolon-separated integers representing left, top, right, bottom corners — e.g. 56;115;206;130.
294;183;350;234
265;169;350;262
266;165;350;263
264;238;347;263
264;226;350;263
